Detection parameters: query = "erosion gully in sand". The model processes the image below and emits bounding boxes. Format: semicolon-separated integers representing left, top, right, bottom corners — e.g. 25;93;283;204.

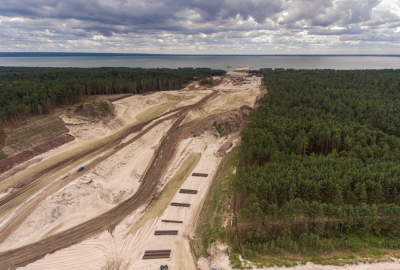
0;72;262;270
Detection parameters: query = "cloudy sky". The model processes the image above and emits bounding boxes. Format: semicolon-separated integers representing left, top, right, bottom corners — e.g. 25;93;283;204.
0;0;399;54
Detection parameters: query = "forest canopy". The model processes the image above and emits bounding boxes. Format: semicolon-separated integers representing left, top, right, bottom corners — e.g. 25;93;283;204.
0;66;225;129
232;68;400;257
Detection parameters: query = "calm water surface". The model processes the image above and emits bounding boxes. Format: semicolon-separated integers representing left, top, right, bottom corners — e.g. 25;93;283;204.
0;55;399;70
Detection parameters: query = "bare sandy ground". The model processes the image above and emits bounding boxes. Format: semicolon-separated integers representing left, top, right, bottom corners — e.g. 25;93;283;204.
0;118;174;251
0;75;256;269
0;91;207;223
16;129;229;270
227;65;253;76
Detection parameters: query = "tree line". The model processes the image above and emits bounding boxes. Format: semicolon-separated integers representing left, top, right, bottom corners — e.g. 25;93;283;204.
231;68;400;257
0;67;225;129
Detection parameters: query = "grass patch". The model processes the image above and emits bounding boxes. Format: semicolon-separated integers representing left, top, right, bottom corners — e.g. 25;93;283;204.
98;102;109;110
83;100;110;110
368;249;386;256
251;256;300;268
0;151;7;160
193;148;238;257
229;253;250;269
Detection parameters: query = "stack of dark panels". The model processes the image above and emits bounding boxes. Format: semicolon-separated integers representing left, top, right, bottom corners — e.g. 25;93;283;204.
142;249;171;259
161;220;183;223
154;230;178;235
192;173;208;177
179;189;198;194
170;202;190;207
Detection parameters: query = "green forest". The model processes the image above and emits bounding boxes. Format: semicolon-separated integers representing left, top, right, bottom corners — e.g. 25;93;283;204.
232;68;400;257
0;67;225;129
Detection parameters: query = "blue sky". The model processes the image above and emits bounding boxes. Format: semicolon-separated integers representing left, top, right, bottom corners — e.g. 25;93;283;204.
0;0;399;54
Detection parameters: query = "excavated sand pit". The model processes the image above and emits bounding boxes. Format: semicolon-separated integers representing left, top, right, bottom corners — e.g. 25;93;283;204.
0;75;261;270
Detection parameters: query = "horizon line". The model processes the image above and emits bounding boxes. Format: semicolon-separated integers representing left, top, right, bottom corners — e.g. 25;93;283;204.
1;52;400;57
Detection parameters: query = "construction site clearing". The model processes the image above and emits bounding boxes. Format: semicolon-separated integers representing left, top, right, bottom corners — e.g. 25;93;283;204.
222;74;256;86
0;67;263;270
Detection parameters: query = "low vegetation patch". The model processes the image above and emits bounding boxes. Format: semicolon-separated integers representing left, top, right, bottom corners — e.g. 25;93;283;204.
229;249;400;269
90;101;109;110
199;77;220;86
213;121;227;138
0;151;7;160
193;148;238;257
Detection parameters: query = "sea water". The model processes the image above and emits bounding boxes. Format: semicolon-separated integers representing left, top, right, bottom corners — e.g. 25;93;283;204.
0;55;399;70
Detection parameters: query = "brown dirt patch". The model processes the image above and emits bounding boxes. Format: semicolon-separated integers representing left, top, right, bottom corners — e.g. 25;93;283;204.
0;134;75;177
0;158;42;183
216;140;233;158
180;105;252;139
2;115;69;157
73;102;115;121
95;94;133;103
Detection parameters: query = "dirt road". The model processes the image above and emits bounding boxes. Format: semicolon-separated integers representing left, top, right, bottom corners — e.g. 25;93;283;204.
0;92;214;223
0;91;218;269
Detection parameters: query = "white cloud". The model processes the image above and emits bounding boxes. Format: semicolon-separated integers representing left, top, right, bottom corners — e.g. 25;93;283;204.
0;0;398;53
10;17;24;22
93;35;106;40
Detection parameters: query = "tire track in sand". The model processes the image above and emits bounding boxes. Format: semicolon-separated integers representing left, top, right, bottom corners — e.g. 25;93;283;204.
0;91;218;270
0;95;213;236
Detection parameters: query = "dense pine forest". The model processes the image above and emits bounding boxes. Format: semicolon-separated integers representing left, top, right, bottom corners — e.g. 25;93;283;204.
232;68;400;257
0;67;225;129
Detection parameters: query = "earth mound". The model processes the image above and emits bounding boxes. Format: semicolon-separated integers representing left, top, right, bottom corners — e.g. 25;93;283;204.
179;105;253;138
73;102;115;121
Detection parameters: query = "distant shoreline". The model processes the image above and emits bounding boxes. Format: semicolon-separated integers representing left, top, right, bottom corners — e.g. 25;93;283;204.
1;55;398;70
0;52;400;57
